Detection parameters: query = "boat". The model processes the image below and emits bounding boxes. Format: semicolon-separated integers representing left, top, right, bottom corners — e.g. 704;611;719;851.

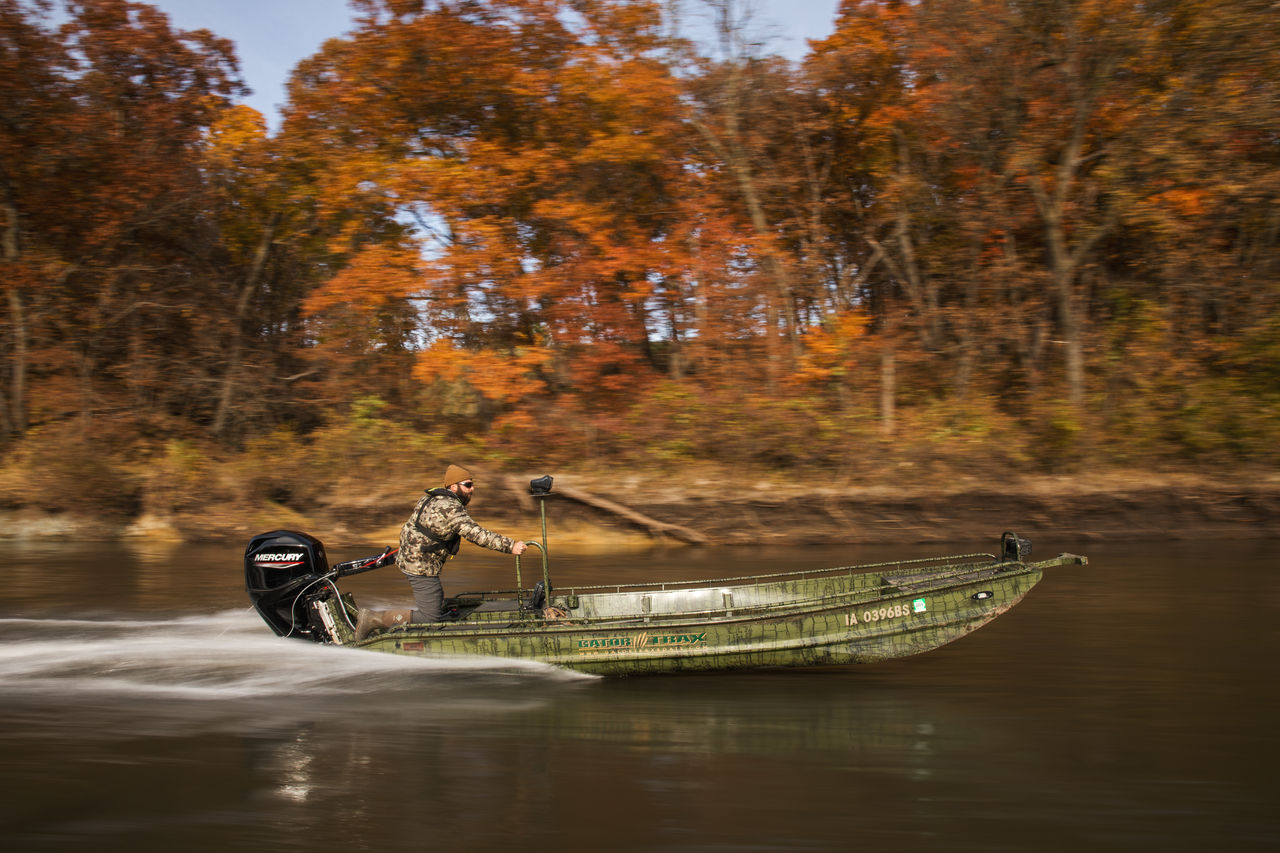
244;476;1088;676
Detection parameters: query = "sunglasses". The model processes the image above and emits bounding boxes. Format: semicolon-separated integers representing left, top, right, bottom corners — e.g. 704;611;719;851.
459;481;474;489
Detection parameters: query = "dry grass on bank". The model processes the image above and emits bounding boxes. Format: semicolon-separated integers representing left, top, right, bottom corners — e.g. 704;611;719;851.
0;421;1276;545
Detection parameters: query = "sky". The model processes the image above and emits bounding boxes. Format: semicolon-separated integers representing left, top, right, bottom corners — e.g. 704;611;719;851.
140;0;844;130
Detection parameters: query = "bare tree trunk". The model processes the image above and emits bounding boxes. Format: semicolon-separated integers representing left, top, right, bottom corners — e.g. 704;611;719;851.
1024;22;1117;409
880;346;896;438
212;214;279;437
1029;148;1109;410
2;198;26;437
891;131;940;352
953;273;978;401
686;0;799;387
690;109;796;386
666;284;686;381
879;303;900;438
865;138;942;360
2;284;24;436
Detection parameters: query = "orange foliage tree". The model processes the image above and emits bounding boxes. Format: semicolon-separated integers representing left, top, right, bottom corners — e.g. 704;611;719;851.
3;0;1275;475
0;0;246;441
284;0;738;449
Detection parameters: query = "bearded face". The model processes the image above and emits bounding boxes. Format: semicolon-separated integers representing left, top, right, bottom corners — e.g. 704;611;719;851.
450;482;473;506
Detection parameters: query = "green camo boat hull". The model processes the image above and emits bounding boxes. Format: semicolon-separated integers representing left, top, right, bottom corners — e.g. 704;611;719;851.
246;525;1086;676
319;551;1084;676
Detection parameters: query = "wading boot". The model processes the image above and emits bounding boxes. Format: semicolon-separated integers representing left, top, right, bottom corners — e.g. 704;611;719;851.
354;608;413;641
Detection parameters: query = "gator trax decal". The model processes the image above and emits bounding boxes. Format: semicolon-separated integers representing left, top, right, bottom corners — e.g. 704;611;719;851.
576;631;708;655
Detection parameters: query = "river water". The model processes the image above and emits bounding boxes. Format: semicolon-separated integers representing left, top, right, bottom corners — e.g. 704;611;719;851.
0;533;1275;852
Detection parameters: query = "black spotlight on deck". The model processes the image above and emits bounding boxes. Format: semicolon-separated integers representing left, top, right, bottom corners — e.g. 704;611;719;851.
522;475;555;607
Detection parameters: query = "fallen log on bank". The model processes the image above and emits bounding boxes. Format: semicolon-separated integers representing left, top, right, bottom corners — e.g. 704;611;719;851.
551;485;710;545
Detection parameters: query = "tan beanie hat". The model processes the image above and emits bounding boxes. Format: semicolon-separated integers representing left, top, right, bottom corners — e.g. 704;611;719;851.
443;464;473;487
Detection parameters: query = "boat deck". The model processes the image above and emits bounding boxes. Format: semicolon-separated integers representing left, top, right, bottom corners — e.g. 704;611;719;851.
440;551;1009;625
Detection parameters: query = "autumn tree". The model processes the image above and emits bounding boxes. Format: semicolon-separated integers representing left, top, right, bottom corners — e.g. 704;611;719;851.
201;95;427;440
674;1;809;386
283;0;716;450
0;0;72;438
8;0;1273;479
0;0;246;442
803;0;918;434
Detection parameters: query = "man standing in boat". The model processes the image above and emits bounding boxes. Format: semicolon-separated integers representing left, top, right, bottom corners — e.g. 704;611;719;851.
355;464;528;640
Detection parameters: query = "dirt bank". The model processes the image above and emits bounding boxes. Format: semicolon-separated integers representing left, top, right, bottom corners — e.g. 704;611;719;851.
475;472;1280;547
4;470;1273;547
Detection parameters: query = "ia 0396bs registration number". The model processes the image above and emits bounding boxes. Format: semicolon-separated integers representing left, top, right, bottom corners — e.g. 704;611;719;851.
844;599;928;626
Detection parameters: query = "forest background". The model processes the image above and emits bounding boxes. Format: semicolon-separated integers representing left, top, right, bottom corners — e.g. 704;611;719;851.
1;0;1277;545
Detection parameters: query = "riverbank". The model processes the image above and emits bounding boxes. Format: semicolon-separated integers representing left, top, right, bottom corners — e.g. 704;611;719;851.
2;468;1276;547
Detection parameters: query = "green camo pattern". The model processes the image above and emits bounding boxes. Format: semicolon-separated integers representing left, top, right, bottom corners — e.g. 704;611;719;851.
319;551;1087;676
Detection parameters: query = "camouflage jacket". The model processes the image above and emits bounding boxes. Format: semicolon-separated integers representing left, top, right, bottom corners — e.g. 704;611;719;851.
397;489;516;577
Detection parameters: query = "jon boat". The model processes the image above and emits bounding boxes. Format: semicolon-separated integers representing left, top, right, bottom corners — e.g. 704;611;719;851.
244;476;1088;676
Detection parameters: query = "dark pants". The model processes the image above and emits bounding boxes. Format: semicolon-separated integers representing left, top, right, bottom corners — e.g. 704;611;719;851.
406;573;444;623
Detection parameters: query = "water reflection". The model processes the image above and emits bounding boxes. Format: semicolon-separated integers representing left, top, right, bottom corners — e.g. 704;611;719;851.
0;608;976;766
1;538;1277;852
0;610;586;731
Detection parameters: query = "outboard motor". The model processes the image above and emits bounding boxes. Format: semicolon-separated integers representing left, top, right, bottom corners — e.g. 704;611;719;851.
245;530;332;638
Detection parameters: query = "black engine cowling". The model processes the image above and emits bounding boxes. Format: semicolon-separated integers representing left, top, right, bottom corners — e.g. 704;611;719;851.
244;530;331;638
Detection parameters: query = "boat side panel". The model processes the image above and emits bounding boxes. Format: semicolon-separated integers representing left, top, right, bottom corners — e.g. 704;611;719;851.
349;566;1044;675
